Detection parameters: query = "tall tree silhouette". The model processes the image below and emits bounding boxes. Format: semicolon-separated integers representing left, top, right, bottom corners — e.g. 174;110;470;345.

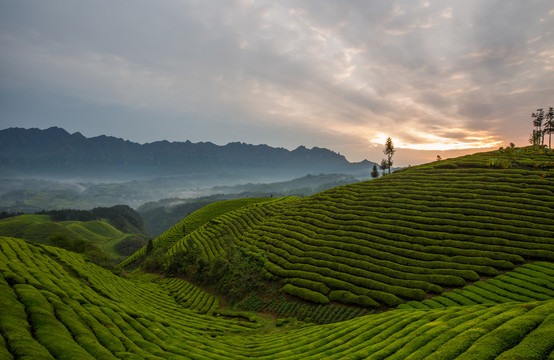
382;137;396;175
544;106;554;149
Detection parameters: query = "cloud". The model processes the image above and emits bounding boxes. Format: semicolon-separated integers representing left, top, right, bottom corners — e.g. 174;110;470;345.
1;0;554;166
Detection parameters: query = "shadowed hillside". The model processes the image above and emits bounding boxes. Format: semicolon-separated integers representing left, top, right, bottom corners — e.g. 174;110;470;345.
120;197;279;267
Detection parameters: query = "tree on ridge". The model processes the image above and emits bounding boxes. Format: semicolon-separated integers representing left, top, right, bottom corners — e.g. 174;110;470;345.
531;109;545;146
530;107;554;148
381;137;396;175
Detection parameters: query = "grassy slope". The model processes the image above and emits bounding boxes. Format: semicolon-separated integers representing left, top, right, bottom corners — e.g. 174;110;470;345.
157;147;554;308
1;236;554;359
0;215;129;258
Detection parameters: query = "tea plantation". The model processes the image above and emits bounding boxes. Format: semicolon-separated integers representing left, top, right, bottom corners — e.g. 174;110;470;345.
154;147;554;308
2;236;554;359
1;146;553;359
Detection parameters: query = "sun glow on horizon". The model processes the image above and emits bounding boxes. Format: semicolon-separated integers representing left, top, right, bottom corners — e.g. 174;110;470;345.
369;129;503;151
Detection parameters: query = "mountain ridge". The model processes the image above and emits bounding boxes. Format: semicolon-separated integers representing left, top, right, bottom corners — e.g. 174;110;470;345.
0;127;374;180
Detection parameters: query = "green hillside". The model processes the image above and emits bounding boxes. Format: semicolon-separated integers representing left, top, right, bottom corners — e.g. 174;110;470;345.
0;215;61;243
398;262;554;309
1;236;554;359
0;214;136;259
144;146;554;308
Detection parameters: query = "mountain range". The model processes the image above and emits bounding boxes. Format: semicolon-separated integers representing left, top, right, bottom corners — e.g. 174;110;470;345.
0;127;374;180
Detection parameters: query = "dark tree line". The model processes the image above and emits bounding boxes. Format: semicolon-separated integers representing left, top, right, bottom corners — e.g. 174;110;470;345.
38;205;146;234
0;211;23;220
142;240;269;304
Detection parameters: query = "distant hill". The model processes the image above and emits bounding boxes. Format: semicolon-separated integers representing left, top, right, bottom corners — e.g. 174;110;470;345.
0;214;147;261
0;127;375;180
0;205;149;261
40;204;146;234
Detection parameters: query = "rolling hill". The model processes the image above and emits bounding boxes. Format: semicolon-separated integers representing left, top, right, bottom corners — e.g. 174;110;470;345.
128;146;554;308
1;146;554;359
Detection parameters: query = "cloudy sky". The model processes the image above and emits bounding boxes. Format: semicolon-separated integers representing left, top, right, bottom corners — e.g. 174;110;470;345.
1;0;553;166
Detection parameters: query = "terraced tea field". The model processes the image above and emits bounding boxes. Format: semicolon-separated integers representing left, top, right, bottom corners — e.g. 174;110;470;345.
2;236;554;359
399;262;554;309
120;197;278;267
152;147;554;308
236;294;374;324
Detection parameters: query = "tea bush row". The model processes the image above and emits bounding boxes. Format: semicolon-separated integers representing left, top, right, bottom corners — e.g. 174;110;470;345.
399;263;554;310
236;295;373;324
154;277;220;314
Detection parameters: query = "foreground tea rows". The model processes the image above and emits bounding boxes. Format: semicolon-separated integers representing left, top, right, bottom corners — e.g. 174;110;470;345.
2;236;554;359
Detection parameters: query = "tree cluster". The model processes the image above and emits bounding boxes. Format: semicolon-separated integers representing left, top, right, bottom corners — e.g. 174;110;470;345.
114;234;150;256
530;107;554;148
142;240;272;304
0;211;23;220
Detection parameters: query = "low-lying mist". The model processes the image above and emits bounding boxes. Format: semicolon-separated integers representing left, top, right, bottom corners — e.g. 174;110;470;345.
0;171;369;216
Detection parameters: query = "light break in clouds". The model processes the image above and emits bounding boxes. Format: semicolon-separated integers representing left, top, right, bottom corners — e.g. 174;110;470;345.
1;0;553;166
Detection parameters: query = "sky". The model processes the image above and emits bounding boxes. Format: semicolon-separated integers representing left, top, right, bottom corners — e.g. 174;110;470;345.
1;1;553;166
